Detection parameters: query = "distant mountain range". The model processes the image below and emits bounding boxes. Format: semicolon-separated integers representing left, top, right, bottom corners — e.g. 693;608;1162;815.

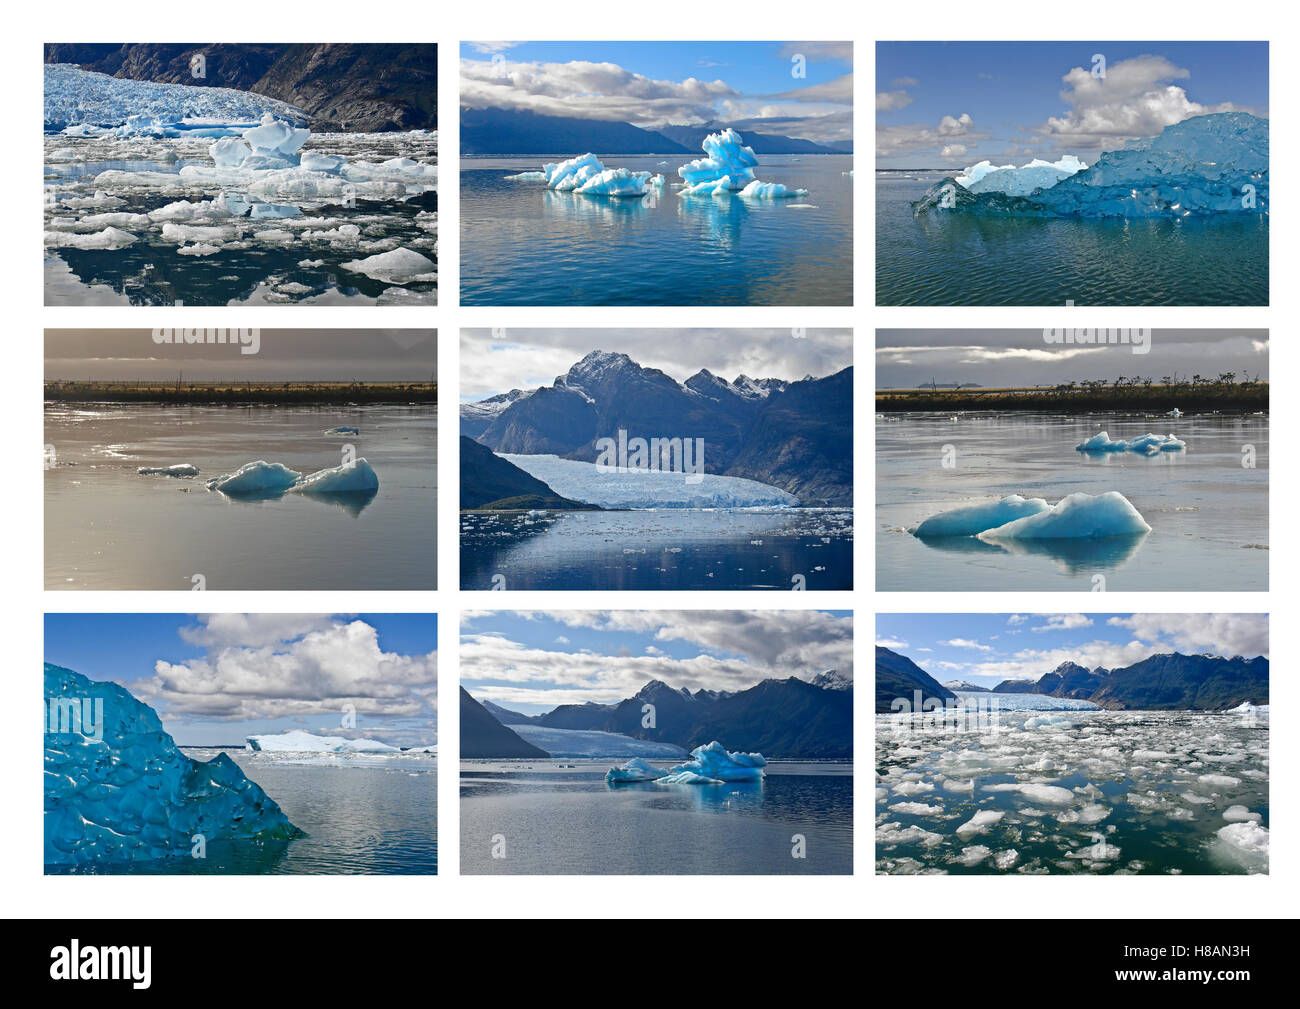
460;687;547;759
45;44;437;132
461;106;851;156
469;673;852;759
459;435;596;511
462;350;853;506
878;647;1269;711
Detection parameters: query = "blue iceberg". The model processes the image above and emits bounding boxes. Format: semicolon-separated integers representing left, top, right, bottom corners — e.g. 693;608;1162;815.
977;491;1151;541
915;112;1268;218
44;663;301;867
606;741;766;785
914;494;1050;537
1076;431;1186;455
677;129;809;198
957;155;1087;196
205;460;301;494
291;458;380;494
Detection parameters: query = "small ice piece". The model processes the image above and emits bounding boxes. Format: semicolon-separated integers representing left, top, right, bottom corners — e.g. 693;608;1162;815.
738;180;810;199
659;741;766;783
1076;431;1186;454
914;494;1051;537
504;170;547;181
605;757;667;784
1197;773;1242;787
1215;821;1268;869
1223;805;1262;823
299;152;344;173
205;460;302;494
324;426;360;435
137;464;199;477
952;844;993;866
246;730;398;753
977;491;1151;540
44;227;138;250
956;809;1004;838
340;247;437;285
242;112;310;158
210;136;252;167
994;849;1020;869
291;458;379;494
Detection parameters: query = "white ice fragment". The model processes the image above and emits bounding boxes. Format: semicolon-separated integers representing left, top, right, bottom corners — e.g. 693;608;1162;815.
340;247;437;285
205;460;302;494
291;458;379;494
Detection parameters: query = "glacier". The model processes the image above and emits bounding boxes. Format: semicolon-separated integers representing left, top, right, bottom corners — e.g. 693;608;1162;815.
977;492;1152;540
246;730;398;753
606;742;767;785
502;454;798;508
510;726;688;759
915;112;1268;218
45;663;300;866
914;494;1050;537
1076;431;1186;455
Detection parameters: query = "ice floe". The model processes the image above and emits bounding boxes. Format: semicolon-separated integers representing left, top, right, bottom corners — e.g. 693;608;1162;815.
137;463;199;477
977;492;1151;540
205;460;302;494
1076;431;1186;455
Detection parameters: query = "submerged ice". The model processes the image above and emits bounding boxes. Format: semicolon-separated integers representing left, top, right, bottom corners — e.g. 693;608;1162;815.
45;663;300;866
606;742;767;785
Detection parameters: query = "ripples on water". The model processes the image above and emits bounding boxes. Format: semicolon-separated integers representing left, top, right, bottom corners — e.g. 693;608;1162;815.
462;156;853;306
876;171;1268;306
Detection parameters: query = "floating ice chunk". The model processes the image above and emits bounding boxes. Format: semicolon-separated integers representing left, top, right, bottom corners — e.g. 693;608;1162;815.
952;845;993;866
1023;713;1075;731
44;226;137;250
205;460;302;494
738;180;810;199
573;168;655;197
994;849;1020;869
677;129;759;190
662;741;766;783
985;782;1076;805
1168;408;1184;418
606;757;671;783
914;494;1051;537
1223;805;1262;823
300;152;344;173
324;426;360;436
958;155;1087;196
243;113;310;158
1197;773;1242;787
1215;821;1268;870
340;247;437;285
246;730;398;753
877;822;944;848
291;458;379;494
889;801;945;815
956;810;1004;837
978;492;1151;540
177;243;221;256
542;153;607;190
44;663;300;866
1076;431;1186;454
137;464;199;477
504;170;548;181
210;136;253;167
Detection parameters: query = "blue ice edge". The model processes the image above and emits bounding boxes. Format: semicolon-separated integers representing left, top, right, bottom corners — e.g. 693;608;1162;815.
44;663;302;867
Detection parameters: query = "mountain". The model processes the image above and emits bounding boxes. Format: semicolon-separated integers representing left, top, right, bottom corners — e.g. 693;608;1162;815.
1088;653;1268;711
468;350;852;505
875;647;957;713
459;687;548;758
460;435;597;510
991;679;1038;693
45;44;437;132
655;123;849;155
528;675;851;758
1033;661;1109;699
460;390;533;439
479;699;535;726
461;106;689;156
943;680;990;692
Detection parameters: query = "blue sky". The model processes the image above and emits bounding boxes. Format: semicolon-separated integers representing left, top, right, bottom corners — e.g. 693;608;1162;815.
45;613;437;747
461;41;853;144
462;610;852;714
876;613;1269;687
876;41;1267;168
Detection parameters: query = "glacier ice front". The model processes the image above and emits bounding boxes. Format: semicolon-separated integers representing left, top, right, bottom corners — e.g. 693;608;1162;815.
45;663;300;866
503;454;798;508
915;112;1268;219
606;742;767;785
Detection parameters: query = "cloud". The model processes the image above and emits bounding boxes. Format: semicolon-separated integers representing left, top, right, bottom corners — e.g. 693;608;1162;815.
1043;54;1243;149
1031;614;1094;633
876;112;990;160
943;638;993;651
469;42;522;55
892;77;919;88
877;90;912;112
877;637;909;649
1106;614;1269;659
777;42;853;63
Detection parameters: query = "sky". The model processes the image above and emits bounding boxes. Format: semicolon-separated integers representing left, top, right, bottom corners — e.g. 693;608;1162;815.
461;610;853;715
461;41;853;144
45;613;437;747
45;329;436;383
461;327;852;401
876;613;1269;688
876;41;1268;168
876;329;1269;389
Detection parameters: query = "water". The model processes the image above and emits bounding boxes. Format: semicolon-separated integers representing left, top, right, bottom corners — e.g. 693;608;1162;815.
877;701;1268;875
876;412;1268;591
461;760;853;874
461;156;853;305
876;170;1268;306
460;508;852;590
48;750;438;875
45;403;436;589
44;133;438;306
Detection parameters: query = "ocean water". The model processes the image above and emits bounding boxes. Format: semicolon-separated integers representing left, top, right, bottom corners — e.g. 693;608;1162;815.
877;699;1269;875
876;170;1268;306
876;412;1268;591
44;133;439;307
47;749;438;875
461;760;853;874
460;508;852;590
45;403;436;589
461;155;853;305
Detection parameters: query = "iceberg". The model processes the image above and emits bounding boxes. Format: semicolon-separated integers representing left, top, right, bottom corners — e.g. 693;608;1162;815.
510;152;657;197
676;129;809;199
324;426;360;436
914;494;1050;537
977;491;1151;541
957;155;1087;196
205;460;302;495
45;663;300;866
1076;431;1186;455
246;730;398;753
915;112;1268;218
340;248;437;285
291;458;380;494
137;463;199;477
738;180;810;199
502;453;798;508
1214;821;1268;872
606;741;766;785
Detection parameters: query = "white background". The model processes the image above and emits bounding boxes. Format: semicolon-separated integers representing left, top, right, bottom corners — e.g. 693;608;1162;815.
4;5;1287;919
